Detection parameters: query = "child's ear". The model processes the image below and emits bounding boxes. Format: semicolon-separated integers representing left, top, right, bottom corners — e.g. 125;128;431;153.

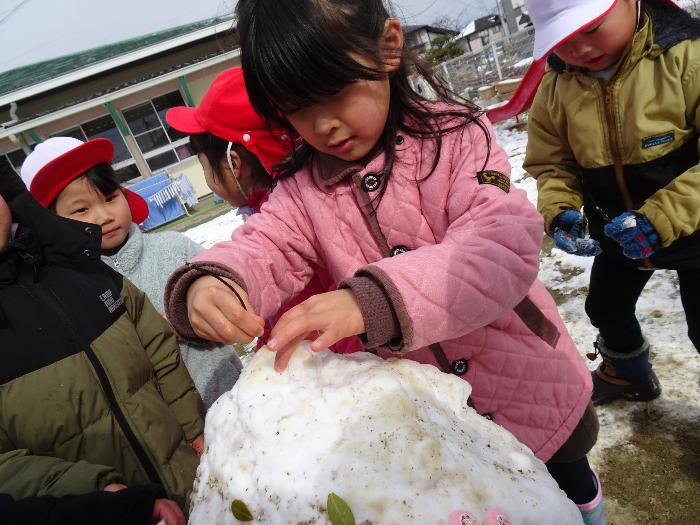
221;148;244;180
381;18;404;73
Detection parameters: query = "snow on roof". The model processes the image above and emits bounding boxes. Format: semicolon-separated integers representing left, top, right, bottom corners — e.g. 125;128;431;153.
457;14;500;39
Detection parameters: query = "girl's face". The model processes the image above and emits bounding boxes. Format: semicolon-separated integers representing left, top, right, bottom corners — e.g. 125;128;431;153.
284;19;403;162
286;77;392;162
54;177;132;253
554;0;638;71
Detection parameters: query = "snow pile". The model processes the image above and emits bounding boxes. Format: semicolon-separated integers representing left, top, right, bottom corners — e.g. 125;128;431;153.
189;343;582;525
183;209;245;249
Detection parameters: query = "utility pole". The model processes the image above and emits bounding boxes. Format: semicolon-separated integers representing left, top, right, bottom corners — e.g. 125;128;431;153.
495;0;511;40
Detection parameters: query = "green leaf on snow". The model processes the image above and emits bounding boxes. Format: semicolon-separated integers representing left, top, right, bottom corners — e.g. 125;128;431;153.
231;499;254;521
327;492;356;525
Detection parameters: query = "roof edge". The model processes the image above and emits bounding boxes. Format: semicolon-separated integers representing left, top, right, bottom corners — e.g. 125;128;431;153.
0;16;235;107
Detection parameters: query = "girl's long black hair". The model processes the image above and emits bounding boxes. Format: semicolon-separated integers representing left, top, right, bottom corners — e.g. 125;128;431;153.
235;0;491;206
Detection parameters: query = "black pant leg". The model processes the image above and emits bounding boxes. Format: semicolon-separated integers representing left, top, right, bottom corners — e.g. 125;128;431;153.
677;268;700;352
585;254;654;352
546;456;597;505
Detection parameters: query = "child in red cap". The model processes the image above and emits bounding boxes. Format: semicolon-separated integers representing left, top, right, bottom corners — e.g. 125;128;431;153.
166;67;290;215
166;67;362;353
21;136;243;409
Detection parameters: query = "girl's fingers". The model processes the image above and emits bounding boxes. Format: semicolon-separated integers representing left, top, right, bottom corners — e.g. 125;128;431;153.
268;314;320;352
213;291;264;338
269;302;311;338
190;315;221;342
273;334;308;372
191;301;257;344
310;329;338;352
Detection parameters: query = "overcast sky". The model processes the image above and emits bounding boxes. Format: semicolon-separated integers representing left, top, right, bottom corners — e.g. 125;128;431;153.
0;0;497;73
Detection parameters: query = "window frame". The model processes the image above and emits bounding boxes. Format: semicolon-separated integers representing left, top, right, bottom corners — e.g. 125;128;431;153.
47;117;141;182
121;91;194;174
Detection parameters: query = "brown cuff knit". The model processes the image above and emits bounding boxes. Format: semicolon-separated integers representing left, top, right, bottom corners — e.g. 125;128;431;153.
164;262;248;347
340;275;401;349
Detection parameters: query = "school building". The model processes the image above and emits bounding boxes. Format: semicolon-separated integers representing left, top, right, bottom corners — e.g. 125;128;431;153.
0;15;240;199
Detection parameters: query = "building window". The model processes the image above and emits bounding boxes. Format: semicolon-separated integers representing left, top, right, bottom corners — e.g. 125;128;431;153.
48;127;86;141
122;91;194;173
1;148;28;175
47;114;139;184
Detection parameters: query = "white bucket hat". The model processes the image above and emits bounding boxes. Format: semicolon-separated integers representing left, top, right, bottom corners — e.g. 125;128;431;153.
525;0;681;60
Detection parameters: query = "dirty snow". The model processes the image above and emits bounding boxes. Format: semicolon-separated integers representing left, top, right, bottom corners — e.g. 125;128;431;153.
189;343;582;525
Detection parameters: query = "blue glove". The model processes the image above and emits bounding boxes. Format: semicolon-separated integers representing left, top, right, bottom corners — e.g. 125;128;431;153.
603;211;660;259
551;210;602;257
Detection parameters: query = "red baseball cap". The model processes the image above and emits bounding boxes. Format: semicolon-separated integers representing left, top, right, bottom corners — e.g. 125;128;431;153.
166;67;291;175
21;137;149;224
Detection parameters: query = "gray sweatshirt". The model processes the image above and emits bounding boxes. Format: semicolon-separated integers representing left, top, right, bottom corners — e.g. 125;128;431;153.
102;224;242;408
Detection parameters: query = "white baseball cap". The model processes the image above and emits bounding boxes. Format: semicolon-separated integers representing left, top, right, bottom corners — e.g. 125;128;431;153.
20;136;149;223
526;0;617;60
525;0;680;60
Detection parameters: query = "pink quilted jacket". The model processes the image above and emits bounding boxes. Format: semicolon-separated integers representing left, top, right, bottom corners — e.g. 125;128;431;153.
165;115;592;461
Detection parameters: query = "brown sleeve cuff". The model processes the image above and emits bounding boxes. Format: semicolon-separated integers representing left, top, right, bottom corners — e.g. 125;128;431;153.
164;262;247;347
340;275;401;349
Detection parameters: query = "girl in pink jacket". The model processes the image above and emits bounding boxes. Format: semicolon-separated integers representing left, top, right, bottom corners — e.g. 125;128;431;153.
165;0;603;522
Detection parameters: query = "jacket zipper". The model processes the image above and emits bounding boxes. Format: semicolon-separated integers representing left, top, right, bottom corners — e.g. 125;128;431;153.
601;81;654;269
30;281;164;487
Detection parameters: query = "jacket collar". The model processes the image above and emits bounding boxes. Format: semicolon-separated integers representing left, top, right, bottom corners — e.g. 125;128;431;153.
102;223;142;272
312;141;403;187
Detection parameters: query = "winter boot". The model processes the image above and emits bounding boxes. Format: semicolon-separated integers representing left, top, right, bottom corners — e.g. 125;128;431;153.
577;470;606;525
588;336;661;406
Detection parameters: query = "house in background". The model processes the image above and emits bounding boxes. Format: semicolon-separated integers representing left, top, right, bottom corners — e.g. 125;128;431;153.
455;15;503;53
456;2;531;55
0;15;239;199
403;25;459;57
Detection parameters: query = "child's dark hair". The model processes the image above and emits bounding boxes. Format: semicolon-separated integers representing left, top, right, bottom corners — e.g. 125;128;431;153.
49;163;121;210
189;132;273;189
235;0;491;205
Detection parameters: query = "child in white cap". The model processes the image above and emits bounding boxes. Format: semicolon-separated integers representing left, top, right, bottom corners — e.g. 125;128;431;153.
524;0;699;413
1;156;202;517
21;136;243;408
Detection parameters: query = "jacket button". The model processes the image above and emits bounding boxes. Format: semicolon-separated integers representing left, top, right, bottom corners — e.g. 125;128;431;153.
361;174;380;192
82;249;93;258
395;135;405;145
84;226;95;236
390;245;410;257
483;413;494;421
451;358;469;375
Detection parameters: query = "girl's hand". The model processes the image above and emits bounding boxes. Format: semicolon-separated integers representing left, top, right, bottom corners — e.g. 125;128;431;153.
0;195;11;253
190;434;205;456
186;275;265;344
268;290;365;372
103;483;128;492
151;498;185;525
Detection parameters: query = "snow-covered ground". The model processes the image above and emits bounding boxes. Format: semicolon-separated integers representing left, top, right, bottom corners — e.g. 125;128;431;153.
183;209;245;249
183;122;699;523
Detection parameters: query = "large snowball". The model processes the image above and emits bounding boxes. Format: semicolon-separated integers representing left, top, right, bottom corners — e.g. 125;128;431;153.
189;343;582;524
